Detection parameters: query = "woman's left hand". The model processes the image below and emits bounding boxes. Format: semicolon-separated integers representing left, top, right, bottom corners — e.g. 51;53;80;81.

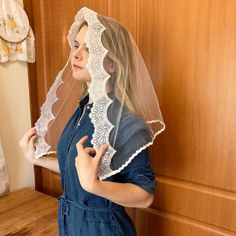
75;136;109;192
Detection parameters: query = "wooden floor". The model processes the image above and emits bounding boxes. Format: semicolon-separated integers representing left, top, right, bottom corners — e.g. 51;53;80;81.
0;188;58;235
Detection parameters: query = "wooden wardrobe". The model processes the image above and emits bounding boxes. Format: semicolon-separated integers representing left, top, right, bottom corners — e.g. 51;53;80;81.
23;0;236;235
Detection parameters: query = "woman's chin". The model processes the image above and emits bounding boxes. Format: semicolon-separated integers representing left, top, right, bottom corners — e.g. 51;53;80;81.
72;73;90;82
72;71;82;80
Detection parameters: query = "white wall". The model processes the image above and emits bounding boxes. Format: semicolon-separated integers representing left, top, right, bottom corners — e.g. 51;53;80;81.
0;0;34;192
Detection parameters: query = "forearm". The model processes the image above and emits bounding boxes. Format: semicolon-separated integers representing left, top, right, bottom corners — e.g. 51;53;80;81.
89;181;153;208
34;156;60;173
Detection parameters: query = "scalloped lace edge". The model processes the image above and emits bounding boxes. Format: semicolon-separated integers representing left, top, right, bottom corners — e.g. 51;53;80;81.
98;120;166;180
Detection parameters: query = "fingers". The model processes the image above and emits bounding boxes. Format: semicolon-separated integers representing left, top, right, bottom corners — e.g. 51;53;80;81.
75;136;109;160
76;136;88;152
84;147;96;155
25;127;36;138
95;144;109;161
19;127;37;147
29;135;37;149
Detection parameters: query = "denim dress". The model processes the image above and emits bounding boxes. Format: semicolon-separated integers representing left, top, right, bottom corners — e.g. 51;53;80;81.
57;95;156;236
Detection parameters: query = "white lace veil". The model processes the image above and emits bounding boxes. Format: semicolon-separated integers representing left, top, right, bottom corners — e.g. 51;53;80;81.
35;7;165;180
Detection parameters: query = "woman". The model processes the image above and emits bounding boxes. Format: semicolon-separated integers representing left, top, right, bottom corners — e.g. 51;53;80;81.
20;7;165;236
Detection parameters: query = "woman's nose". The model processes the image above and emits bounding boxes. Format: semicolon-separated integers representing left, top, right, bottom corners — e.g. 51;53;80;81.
74;48;82;60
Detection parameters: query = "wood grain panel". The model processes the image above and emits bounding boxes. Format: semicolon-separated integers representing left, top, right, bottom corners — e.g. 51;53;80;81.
140;0;236;191
153;175;236;231
135;209;234;236
0;188;58;235
137;0;236;234
42;168;63;197
108;0;138;40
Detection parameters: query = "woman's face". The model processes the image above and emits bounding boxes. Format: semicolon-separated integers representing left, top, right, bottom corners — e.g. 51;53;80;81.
71;25;91;82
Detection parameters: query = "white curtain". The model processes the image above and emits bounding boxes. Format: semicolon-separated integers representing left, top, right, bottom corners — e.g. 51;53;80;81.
0;136;9;197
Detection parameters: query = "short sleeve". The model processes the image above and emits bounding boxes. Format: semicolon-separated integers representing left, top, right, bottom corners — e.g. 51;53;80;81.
113;148;156;195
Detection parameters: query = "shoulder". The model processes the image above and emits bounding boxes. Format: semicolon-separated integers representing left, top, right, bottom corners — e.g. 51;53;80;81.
110;105;152;150
108;96;150;133
120;112;150;139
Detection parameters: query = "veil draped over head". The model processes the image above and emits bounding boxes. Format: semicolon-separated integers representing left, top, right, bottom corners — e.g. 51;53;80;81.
35;7;165;180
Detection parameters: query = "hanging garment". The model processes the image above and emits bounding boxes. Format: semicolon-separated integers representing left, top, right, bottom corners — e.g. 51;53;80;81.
0;0;35;63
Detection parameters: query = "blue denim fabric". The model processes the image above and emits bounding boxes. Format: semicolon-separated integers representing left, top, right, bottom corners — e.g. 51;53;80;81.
57;95;156;236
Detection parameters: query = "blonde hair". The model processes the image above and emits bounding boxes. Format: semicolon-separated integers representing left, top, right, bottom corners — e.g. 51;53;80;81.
78;16;140;116
77;21;89;100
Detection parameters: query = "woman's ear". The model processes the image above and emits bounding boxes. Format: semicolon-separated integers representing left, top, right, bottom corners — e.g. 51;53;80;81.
108;63;115;74
104;56;116;75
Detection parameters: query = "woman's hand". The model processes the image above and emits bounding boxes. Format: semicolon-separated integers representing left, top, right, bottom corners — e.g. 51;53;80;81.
75;136;109;192
19;127;37;165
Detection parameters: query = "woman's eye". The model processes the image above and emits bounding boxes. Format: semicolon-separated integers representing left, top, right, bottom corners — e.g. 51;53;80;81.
73;44;89;52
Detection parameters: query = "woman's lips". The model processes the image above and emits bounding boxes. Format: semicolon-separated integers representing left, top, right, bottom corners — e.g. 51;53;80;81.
73;64;83;69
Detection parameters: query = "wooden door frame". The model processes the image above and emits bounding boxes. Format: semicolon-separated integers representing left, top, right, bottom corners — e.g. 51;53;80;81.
23;0;43;193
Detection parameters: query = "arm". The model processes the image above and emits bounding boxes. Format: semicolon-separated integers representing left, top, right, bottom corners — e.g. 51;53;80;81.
19;127;60;173
88;181;154;208
34;156;60;173
75;136;154;208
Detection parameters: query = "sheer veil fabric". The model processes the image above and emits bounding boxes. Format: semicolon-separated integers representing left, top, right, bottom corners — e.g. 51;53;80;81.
35;7;165;180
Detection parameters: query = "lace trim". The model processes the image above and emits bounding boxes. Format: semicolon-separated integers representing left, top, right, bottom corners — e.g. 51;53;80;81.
99;121;166;180
34;71;64;158
147;119;162;124
68;7;116;177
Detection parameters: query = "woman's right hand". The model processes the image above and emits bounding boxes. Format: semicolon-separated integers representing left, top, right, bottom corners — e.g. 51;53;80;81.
19;127;37;165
